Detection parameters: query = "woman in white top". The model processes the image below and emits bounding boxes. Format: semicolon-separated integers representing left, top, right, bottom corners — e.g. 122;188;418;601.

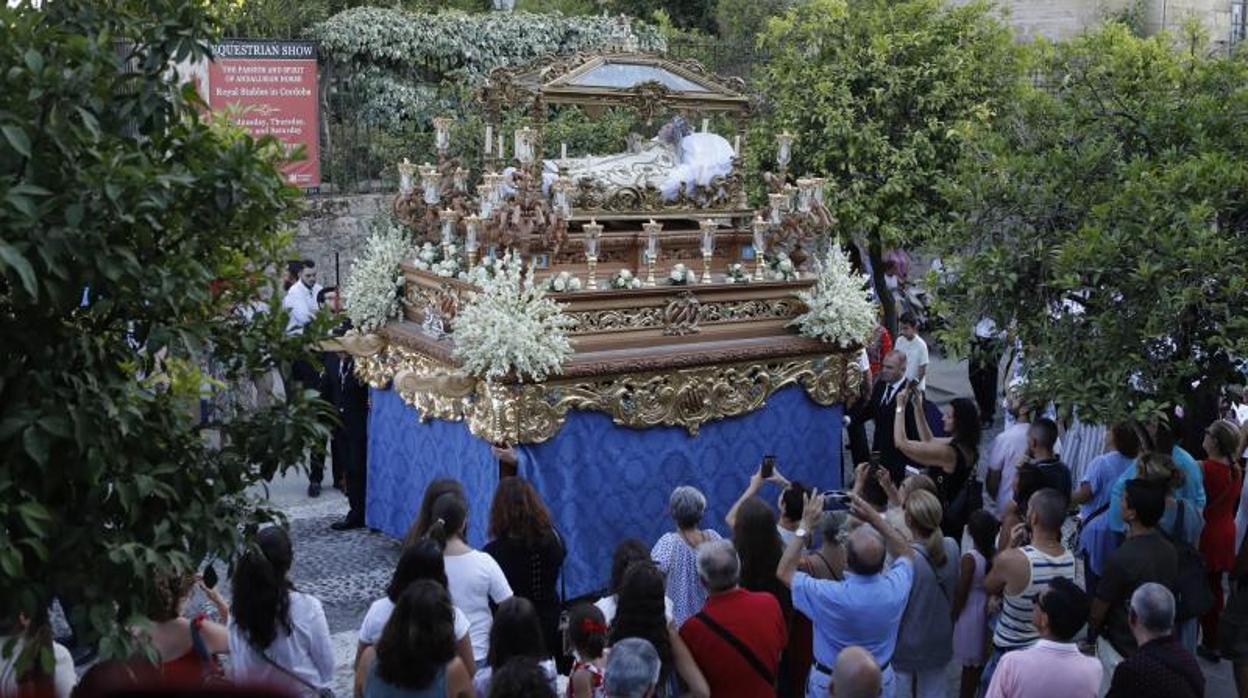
0;613;76;698
227;526;334;697
428;490;514;664
356;539;476;683
595;539;676;625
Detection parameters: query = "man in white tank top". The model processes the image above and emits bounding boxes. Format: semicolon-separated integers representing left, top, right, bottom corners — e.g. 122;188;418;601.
978;489;1076;695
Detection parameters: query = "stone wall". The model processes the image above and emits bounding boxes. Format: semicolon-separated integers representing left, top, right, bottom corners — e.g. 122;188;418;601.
949;0;1236;44
292;194;392;288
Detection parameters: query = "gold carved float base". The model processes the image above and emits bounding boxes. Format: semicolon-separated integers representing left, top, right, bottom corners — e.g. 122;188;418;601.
342;332;863;445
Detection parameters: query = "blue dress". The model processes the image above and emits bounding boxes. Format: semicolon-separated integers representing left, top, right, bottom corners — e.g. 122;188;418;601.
364;661;447;698
1077;451;1135;575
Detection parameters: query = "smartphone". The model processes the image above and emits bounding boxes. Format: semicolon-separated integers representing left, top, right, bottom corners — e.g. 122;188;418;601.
201;563;218;590
904;465;922;478
760;455;776;479
823;490;852;511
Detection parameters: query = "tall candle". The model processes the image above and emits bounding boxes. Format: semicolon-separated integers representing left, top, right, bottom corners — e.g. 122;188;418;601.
497;133;504;159
485;125;493;155
733;135;741;155
561;142;568;160
701;118;709;133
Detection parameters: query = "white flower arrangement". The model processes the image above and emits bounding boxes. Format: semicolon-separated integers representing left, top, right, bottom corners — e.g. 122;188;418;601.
452;252;574;382
668;263;695;285
459;254;517;286
726;263;751;283
432;250;462;278
769;252;799;281
343;219;411;333
412;241;439;270
543;271;584;293
790;246;878;348
609;269;643;290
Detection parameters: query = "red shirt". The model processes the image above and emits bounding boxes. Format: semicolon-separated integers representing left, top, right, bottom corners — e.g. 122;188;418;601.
678;588;787;698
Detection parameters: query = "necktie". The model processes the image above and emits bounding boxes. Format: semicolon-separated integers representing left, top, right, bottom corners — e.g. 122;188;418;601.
884;384;896;405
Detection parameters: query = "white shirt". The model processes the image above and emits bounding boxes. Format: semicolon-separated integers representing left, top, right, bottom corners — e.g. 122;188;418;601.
227;591;334;697
282;281;322;333
358;596;471;645
473;659;558;696
893;334;929;390
0;638;75;698
595;593;676;626
444;550;514;662
987;423;1030;519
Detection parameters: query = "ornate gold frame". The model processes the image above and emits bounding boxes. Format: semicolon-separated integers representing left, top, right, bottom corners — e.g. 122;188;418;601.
339;333;864;444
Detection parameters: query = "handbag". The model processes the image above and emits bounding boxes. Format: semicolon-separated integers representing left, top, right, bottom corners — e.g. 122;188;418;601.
257;650;334;698
1163;501;1213;622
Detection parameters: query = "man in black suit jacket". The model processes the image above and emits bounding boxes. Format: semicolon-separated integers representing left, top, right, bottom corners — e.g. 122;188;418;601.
323;346;370;530
847;350;920;484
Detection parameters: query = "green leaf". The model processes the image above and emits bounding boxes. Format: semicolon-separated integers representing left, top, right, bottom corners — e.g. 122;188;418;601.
21;426;48;466
2;125;31;158
0;242;37;297
17;502;52;537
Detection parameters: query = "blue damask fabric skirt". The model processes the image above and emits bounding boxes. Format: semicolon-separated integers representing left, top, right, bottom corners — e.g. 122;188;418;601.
366;385;845;597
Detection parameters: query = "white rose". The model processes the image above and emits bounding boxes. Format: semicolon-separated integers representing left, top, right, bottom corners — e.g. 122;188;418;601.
553;277;566;291
780;259;794;272
631;278;642;289
569;277;582;291
620;269;632;279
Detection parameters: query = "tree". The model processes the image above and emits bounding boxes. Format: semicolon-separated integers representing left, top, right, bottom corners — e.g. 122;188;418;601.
0;0;331;669
754;0;1018;331
931;22;1248;422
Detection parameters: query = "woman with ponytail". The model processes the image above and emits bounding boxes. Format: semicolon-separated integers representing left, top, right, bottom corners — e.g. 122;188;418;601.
428;491;513;666
892;489;960;698
227;526;333;697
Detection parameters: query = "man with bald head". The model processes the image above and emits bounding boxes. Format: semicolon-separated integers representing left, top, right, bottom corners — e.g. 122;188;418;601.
680;540;787;697
779;491;914;697
832;646;882;697
847;349;920;482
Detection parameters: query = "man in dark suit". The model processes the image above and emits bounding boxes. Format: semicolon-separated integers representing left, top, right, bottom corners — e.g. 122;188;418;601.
847;350;920;483
323;339;370;531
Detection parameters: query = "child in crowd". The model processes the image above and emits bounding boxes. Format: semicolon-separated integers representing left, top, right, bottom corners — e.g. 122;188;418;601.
565;604;608;698
953;510;998;698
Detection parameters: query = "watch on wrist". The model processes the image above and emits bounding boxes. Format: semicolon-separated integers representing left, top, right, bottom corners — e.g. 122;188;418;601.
795;527;810;540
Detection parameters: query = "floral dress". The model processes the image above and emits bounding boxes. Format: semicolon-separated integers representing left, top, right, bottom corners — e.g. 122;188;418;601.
651;529;722;626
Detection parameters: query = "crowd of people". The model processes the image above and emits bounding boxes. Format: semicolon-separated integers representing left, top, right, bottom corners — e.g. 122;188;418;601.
7;286;1248;698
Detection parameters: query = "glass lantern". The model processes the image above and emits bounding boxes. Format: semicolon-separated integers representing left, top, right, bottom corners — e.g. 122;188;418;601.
433;117;453;153
752;215;769;280
514;127;537;166
796;178;815;213
477;184;494;218
768;192;787;225
439;209;457;249
776;131;794;168
397;158;416;197
419;164;440;205
699;219;717;257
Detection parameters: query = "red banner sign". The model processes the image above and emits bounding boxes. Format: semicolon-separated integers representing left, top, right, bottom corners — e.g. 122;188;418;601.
208;40;320;189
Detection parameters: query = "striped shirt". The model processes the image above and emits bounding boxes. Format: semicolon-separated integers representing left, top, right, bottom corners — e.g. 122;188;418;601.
992;545;1076;650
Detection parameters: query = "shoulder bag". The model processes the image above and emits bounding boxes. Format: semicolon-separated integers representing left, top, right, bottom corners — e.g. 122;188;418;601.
1162;501;1213;622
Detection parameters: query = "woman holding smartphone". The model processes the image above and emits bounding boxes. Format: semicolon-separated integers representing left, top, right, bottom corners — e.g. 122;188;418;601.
893;386;981;541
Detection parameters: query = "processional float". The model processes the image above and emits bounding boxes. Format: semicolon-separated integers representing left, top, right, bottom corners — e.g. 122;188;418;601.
345;48;864;596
